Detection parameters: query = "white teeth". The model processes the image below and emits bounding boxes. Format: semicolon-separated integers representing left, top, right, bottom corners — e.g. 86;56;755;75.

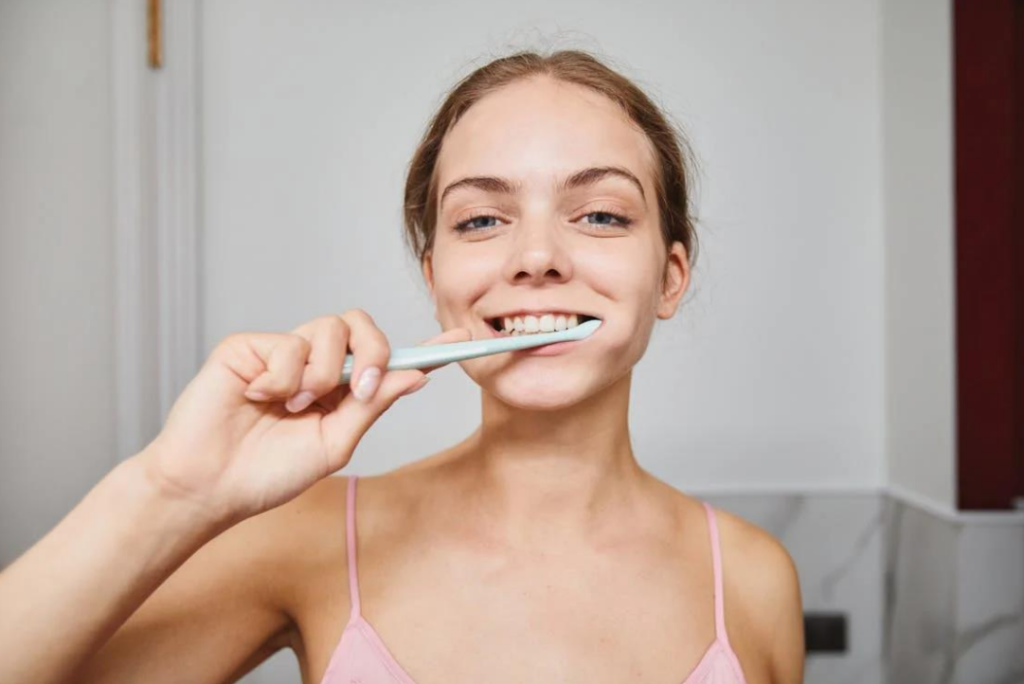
497;313;587;334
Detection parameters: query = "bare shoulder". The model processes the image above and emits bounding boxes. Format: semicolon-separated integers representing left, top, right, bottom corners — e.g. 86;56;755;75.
711;506;805;684
227;476;351;619
240;475;349;559
252;470;419;600
710;506;800;599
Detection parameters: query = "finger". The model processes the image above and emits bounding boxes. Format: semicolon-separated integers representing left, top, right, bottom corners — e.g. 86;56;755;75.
284;315;349;413
414;326;474;374
318;368;430;472
243;334;311;400
317;327;468;411
208;331;282;382
339;309;391;403
417;327;473;346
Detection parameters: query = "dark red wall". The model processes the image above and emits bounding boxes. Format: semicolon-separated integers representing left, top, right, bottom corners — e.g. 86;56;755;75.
953;0;1024;510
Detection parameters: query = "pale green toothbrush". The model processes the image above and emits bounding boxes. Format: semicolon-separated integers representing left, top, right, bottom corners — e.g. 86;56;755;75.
339;318;602;385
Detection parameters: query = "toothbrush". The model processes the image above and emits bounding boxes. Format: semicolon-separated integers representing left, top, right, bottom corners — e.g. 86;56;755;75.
338;318;602;385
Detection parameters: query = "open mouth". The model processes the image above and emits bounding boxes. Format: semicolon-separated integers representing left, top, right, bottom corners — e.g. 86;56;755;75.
488;313;601;336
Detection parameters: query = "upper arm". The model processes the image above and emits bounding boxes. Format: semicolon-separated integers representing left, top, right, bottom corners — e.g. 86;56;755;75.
721;512;805;684
79;477;343;684
764;544;804;684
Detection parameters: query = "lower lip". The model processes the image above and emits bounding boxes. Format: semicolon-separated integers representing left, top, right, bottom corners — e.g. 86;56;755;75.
484;323;595;355
519;339;583;355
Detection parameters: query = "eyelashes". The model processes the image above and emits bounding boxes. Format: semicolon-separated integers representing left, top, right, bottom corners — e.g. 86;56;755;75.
452;209;634;234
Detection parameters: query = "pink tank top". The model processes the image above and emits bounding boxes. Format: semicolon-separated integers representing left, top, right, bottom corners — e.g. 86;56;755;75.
318;476;749;684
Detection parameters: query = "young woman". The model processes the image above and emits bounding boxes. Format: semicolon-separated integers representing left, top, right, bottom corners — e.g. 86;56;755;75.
0;50;804;684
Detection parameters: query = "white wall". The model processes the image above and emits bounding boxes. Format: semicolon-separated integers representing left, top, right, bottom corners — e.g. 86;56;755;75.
200;0;887;491
881;0;956;510
0;1;962;681
0;0;116;566
0;0;963;567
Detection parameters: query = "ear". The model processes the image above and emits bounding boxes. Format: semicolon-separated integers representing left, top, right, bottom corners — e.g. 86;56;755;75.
656;241;690;320
421;250;438;318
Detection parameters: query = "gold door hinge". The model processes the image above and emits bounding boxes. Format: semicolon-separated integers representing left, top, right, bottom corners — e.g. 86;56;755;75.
148;0;163;69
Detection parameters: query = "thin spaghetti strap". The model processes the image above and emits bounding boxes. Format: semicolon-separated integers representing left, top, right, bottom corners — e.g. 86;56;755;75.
345;476;361;625
702;501;729;645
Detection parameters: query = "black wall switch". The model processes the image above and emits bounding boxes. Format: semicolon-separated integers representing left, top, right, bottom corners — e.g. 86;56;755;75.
803;612;847;653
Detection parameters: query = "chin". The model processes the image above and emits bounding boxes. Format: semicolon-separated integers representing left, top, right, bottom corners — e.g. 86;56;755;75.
484;373;595;409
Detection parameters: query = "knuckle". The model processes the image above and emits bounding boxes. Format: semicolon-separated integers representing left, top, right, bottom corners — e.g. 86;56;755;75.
288;334;312;354
362;333;391;370
219;332;246;350
315;314;342;330
376;336;392;361
328;317;351;346
212;332;256;367
325;314;349;335
343;308;374;325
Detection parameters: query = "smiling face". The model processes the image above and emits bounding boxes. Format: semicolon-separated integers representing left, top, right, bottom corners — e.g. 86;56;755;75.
422;75;689;407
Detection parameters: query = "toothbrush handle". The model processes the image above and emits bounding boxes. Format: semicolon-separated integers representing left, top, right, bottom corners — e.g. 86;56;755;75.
339;338;529;384
338;322;600;384
339;341;482;384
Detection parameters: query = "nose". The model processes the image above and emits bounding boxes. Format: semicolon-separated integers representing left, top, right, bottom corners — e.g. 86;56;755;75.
505;217;573;285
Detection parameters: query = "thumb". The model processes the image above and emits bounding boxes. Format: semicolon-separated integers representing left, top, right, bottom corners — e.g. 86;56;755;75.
316;368;430;473
315;328;473;473
412;326;474;375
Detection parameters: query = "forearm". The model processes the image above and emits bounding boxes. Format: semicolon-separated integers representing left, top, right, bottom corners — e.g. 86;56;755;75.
0;448;228;684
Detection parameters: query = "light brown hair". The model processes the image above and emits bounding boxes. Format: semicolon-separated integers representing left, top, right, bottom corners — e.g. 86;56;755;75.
403;49;700;289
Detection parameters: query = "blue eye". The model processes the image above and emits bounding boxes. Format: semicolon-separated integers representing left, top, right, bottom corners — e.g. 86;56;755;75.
582;211;632;228
453;214;501;233
453;210;633;234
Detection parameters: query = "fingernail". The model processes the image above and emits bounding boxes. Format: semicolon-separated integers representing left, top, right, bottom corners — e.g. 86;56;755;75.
353;367;381;402
286;391;316;413
401;375;430;397
245;390;270;401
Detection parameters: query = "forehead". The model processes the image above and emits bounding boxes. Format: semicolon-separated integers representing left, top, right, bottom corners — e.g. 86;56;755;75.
436;76;657;193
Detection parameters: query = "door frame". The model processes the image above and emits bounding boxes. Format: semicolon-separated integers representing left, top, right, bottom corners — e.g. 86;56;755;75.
111;0;202;462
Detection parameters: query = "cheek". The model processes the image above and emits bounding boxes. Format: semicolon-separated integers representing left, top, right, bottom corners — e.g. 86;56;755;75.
430;251;497;317
432;240;500;278
582;255;658;324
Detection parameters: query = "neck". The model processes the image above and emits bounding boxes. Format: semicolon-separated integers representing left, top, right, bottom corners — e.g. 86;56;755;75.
451;371;647;548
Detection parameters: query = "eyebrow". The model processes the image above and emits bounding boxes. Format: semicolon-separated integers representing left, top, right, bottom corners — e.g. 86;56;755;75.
439;165;647;209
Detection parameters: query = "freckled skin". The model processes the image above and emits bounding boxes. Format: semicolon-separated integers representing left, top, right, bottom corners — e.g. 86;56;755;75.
423;74;690;410
4;66;804;684
292;74;797;684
